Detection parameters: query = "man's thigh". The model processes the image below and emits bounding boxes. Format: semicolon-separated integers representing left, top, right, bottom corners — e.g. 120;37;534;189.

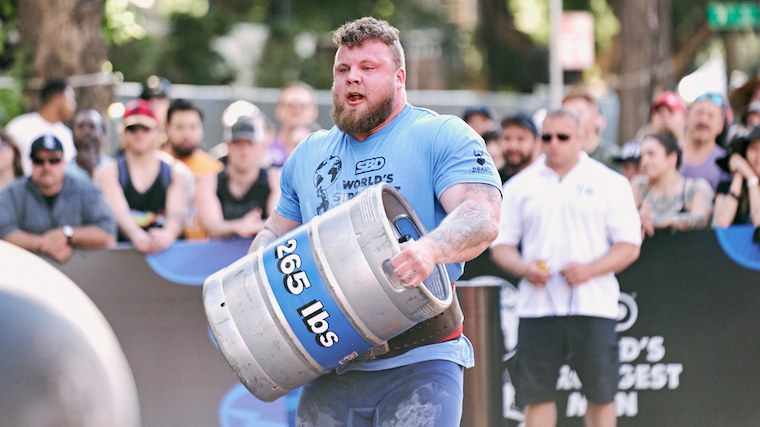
514;316;567;407
567;316;619;405
296;360;464;427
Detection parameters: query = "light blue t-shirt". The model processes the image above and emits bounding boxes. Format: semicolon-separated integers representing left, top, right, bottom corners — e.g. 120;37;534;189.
276;104;502;372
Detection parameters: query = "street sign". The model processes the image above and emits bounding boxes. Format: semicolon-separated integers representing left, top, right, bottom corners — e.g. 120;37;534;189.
707;2;760;29
559;11;595;70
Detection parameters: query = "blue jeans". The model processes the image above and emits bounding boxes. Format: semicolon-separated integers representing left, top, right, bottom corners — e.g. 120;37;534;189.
296;359;464;427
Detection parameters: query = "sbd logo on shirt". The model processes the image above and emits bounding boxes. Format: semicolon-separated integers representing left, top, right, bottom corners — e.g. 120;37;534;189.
356;157;385;174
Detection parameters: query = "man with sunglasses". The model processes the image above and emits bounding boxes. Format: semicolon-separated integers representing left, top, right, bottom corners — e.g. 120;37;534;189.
0;135;116;263
491;109;641;427
680;92;732;191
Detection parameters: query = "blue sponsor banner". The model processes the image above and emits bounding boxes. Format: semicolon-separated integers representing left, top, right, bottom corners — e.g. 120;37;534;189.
261;225;372;370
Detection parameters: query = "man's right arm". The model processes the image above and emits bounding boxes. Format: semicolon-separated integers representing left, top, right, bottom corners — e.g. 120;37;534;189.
248;211;302;254
490;244;551;288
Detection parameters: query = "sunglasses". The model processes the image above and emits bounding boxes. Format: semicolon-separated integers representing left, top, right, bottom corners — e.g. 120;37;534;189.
0;140;8;150
694;93;726;108
31;156;63;165
125;124;153;133
541;133;571;142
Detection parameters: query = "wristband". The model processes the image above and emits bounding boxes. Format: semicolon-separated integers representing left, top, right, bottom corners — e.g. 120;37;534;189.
748;176;760;188
729;192;741;201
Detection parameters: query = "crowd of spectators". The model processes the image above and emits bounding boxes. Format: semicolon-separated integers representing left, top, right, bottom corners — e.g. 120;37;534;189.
2;77;759;262
462;84;760;242
0;77;323;262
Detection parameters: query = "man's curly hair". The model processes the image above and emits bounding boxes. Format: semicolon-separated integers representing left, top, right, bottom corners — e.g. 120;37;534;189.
332;17;406;70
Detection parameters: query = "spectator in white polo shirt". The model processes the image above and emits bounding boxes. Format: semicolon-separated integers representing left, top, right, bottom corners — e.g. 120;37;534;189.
490;109;642;427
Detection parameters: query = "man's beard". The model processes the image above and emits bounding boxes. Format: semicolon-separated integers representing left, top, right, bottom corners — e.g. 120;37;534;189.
506;152;532;171
172;143;196;158
331;87;395;137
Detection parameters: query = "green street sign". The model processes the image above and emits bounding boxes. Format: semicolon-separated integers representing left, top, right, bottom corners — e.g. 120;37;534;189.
708;2;760;29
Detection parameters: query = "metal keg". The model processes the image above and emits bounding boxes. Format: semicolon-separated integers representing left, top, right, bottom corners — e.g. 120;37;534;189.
203;183;452;402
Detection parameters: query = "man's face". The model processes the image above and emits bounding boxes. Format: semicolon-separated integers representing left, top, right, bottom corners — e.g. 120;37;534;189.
501;124;538;170
73;110;104;152
651;105;686;135
541;115;583;171
331;39;401;137
166;110;204;158
30;149;66;196
685;100;724;144
562;97;599;140
276;86;318;129
227;138;260;172
123;123;159;154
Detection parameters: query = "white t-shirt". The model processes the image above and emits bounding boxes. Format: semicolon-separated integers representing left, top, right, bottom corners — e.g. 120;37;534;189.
492;152;642;319
6;112;76;176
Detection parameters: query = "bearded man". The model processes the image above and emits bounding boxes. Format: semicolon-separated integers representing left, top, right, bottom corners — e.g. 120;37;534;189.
247;17;502;427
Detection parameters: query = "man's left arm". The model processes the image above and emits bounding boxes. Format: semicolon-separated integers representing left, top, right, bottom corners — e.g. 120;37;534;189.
388;182;501;287
560;242;640;286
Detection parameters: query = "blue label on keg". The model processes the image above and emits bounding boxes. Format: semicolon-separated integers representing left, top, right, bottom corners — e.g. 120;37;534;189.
263;226;372;370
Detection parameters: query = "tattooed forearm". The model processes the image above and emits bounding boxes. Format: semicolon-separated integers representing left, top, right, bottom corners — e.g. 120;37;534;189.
426;184;501;264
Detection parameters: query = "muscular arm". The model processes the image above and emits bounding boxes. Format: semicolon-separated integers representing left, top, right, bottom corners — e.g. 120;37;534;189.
247;211;302;254
389;182;501;287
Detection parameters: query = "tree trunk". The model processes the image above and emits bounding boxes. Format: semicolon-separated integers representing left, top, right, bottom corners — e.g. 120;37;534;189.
617;0;674;143
17;0;112;118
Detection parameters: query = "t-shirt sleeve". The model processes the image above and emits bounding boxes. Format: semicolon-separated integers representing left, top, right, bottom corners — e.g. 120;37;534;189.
606;174;642;245
273;154;303;223
431;117;503;199
0;186;21;238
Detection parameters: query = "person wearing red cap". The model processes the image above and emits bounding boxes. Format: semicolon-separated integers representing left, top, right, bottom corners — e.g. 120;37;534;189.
94;99;191;254
650;91;687;142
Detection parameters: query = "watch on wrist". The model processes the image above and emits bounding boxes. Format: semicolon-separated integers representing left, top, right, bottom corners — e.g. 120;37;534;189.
62;225;74;246
747;176;759;188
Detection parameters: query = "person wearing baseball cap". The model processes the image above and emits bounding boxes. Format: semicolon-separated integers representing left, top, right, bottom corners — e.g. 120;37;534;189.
462;104;497;136
713;126;760;228
94;99;191;254
612;140;642;181
196;115;281;238
650;91;687;142
498;113;541;182
0;135;117;263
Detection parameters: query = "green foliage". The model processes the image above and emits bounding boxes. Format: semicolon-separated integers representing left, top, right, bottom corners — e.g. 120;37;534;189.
0;46;32;126
104;0;147;46
109;10;237;86
161;12;236;85
252;0;461;89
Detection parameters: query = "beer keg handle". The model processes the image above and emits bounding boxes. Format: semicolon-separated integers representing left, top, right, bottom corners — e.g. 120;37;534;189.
380;234;416;291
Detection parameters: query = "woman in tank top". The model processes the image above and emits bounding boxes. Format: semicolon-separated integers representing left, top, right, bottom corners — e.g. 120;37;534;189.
630;130;714;238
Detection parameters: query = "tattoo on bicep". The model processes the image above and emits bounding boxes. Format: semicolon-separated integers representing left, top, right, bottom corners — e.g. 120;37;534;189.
461;183;501;204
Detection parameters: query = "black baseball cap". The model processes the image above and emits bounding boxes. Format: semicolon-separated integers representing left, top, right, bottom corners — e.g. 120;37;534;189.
501;113;539;137
30;135;63;157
